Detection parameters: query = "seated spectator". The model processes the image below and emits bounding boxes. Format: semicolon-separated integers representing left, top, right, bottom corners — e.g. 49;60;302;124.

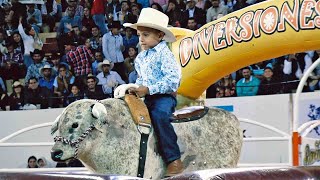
97;60;126;95
39;64;55;91
26;4;42;33
1;1;14;35
206;0;228;23
233;0;249;11
165;0;183;27
81;7;95;38
0;31;8;55
47;51;64;76
236;66;260;96
53;64;75;104
11;32;24;54
66;84;84;105
83;74;108;100
24;49;49;84
124;4;140;24
124;46;137;82
8;81;25;110
250;61;272;80
25;77;52;109
89;25;102;51
122;27;139;56
258;67;281;95
27;156;38;168
0;85;9;110
1;42;25;81
117;0;130;25
186;17;198;31
91;50;104;75
66;0;84;18
37;157;55;168
215;74;236;98
151;2;163;12
181;0;206;28
41;0;58;32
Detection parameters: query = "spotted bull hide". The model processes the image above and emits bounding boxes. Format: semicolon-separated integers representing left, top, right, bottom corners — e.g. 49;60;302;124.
51;99;242;179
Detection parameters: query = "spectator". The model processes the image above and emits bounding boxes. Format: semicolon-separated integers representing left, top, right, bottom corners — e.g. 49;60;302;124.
125;4;141;23
8;81;25;110
25;77;52;109
47;51;63;76
39;64;55;91
66;84;84;105
1;1;14;35
26;4;42;33
57;6;82;37
124;46;137;81
165;0;182;27
195;0;205;10
223;0;235;13
117;0;130;25
233;0;249;11
181;0;206;28
83;74;108;100
122;27;139;56
10;0;27;29
81;7;95;38
97;60;125;95
24;49;48;84
236;66;260;96
41;0;58;32
11;32;24;54
53;64;75;104
89;25;102;51
0;84;9;110
1;42;24;81
18;16;43;68
106;0;121;22
206;0;228;23
91;50;104;75
37;157;53;168
258;67;281;95
102;21;127;82
0;31;8;55
27;156;38;168
186;17;198;30
215;74;236;97
66;0;84;18
151;2;164;12
65;38;93;90
90;0;108;35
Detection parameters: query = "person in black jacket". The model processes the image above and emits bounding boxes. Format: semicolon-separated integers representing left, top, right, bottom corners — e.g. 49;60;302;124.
181;0;206;28
258;67;281;95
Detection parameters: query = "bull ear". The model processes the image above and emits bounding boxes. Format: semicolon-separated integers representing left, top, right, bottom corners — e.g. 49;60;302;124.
91;102;108;132
51;114;61;135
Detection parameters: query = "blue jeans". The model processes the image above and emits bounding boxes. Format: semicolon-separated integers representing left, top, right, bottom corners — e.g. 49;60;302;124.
144;94;181;164
93;14;107;35
23;55;33;69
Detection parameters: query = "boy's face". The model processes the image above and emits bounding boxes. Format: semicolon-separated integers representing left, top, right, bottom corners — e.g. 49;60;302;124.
71;86;79;95
137;26;164;50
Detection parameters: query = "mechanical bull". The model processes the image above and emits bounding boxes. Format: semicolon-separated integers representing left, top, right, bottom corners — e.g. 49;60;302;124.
51;98;242;179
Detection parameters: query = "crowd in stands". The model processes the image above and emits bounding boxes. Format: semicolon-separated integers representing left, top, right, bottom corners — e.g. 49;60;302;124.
0;0;318;111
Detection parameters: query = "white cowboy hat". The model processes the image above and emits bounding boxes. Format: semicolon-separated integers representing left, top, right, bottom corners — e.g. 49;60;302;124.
123;8;176;42
98;60;114;72
40;64;52;76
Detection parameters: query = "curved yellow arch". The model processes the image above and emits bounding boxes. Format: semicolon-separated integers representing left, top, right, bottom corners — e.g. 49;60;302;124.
171;0;320;100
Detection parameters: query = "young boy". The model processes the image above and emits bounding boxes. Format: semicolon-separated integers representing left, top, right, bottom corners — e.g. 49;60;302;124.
123;8;183;177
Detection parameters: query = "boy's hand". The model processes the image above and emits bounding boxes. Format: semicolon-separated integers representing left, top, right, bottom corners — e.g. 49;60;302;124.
128;86;149;97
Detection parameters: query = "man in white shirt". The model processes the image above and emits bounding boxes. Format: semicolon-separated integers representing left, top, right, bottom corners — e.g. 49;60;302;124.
96;60;126;95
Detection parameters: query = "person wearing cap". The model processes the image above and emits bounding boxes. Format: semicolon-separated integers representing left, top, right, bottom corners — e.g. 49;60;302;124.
102;21;127;82
96;59;125;95
8;81;25;110
123;8;183;177
39;64;55;91
181;0;205;28
24;49;49;84
83;74;107;100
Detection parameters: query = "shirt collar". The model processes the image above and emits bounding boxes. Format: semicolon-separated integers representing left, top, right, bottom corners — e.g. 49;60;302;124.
242;76;253;83
142;41;167;56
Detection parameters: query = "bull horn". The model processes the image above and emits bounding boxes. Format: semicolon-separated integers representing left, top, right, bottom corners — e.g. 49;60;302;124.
91;102;108;132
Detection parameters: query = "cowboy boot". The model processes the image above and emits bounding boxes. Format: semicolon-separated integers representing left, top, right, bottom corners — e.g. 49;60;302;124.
165;159;184;177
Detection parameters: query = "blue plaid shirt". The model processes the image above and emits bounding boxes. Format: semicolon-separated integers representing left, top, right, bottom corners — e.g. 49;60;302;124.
135;41;181;95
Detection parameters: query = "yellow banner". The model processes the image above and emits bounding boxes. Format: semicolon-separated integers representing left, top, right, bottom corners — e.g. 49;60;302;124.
172;0;320;99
